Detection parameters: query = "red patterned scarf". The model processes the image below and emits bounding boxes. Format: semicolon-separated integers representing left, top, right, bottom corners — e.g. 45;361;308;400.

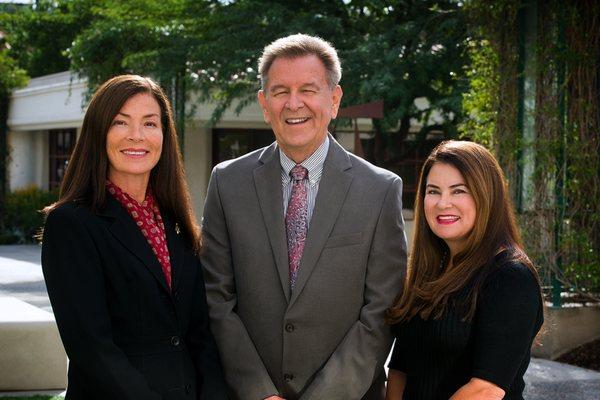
106;180;172;290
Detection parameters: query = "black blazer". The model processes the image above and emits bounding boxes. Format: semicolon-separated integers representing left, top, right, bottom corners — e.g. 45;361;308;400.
41;195;227;400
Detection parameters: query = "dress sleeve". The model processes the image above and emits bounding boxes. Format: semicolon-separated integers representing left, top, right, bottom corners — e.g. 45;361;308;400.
388;338;407;373
471;262;543;391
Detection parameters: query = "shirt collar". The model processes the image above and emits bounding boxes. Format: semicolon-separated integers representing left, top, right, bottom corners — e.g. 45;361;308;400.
279;136;329;186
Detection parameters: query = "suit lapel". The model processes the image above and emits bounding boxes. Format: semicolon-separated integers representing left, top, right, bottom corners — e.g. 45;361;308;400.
99;195;171;293
253;143;291;301
289;138;353;306
163;216;185;292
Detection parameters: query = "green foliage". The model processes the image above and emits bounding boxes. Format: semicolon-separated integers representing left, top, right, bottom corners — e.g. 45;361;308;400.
562;225;600;293
0;46;28;95
2;185;58;243
465;0;600;299
0;0;96;78
67;0;212;138
64;0;471;153
0;30;29;238
3;0;472;158
69;0;196;88
0;32;28;121
459;38;497;146
189;0;470;145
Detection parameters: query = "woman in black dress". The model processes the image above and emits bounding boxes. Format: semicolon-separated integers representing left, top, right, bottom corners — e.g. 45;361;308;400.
386;140;543;400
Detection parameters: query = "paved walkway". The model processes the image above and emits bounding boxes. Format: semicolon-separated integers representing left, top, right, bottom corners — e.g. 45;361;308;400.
524;358;600;399
0;244;50;312
1;244;599;398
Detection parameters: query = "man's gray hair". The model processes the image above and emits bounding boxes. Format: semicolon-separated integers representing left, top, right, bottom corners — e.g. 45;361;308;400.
258;33;342;89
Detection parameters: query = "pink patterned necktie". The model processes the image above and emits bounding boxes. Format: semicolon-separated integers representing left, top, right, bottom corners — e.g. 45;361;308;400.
286;165;309;289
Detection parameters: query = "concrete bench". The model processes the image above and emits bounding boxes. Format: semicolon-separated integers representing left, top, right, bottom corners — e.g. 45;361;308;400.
532;305;600;359
0;297;67;390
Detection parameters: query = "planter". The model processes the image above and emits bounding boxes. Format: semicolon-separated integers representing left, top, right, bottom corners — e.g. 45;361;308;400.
532;305;600;360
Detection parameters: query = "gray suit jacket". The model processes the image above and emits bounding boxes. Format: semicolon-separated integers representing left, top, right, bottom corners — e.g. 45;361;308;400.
201;137;407;400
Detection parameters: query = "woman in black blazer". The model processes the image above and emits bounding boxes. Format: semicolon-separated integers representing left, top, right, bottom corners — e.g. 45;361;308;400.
42;75;227;400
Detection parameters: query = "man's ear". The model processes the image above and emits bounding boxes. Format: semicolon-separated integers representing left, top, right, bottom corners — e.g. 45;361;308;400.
257;90;270;124
331;85;343;119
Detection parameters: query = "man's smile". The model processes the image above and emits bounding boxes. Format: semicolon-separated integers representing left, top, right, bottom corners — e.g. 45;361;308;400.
285;117;310;125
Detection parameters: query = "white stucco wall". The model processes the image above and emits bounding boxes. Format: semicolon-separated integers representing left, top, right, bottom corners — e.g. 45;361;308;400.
8;72;86;131
184;123;212;219
7;130;48;191
7;72;85;191
6;75;271;201
191;98;267;128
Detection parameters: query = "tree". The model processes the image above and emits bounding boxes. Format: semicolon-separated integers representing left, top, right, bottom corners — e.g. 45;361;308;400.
0;0;92;226
462;0;600;299
0;0;96;78
3;0;471;163
0;32;28;230
48;0;469;161
186;0;470;163
68;0;216;145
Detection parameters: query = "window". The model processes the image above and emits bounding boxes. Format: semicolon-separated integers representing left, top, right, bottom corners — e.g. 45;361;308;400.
49;129;76;189
384;139;443;209
212;128;274;167
357;130;446;209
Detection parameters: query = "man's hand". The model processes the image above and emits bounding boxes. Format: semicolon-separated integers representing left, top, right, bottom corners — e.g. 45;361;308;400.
264;396;285;400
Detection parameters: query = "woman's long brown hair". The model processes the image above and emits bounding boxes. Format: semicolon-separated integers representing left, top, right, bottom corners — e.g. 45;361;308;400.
386;140;539;324
44;75;201;253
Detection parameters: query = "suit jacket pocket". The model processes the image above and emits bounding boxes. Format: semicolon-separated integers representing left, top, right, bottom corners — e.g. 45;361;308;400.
324;232;363;249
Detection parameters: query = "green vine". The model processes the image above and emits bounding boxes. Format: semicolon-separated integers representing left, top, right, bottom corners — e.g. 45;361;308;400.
462;0;599;301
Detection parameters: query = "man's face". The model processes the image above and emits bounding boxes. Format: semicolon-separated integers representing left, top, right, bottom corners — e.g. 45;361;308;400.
258;55;343;163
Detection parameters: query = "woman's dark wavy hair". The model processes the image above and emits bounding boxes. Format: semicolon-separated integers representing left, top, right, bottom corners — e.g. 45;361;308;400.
386;140;540;323
44;74;201;252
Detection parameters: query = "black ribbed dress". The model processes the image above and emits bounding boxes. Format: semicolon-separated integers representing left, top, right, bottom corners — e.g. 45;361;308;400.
389;252;543;400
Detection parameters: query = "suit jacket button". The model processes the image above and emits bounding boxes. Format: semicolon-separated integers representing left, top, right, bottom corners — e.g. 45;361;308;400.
285;323;295;332
283;373;294;382
171;336;180;346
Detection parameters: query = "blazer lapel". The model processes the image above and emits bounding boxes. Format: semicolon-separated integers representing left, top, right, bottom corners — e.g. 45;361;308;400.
253;143;291;302
163;216;185;292
289;138;353;306
99;195;171;293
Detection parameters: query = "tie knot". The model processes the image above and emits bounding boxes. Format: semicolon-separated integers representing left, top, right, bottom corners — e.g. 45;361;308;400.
290;165;308;182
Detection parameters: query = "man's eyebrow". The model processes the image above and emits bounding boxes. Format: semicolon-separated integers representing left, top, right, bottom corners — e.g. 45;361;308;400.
268;82;320;92
269;85;288;92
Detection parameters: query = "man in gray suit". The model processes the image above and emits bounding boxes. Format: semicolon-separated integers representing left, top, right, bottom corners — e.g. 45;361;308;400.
201;34;407;400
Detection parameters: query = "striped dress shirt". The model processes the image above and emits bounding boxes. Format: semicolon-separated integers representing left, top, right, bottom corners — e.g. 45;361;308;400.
280;136;329;228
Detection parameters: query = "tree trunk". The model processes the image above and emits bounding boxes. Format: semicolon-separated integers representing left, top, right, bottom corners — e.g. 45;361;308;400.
0;91;9;230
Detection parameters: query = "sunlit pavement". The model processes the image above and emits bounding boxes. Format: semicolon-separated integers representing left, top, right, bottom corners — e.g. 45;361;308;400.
524;357;600;399
0;390;65;397
0;244;50;312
